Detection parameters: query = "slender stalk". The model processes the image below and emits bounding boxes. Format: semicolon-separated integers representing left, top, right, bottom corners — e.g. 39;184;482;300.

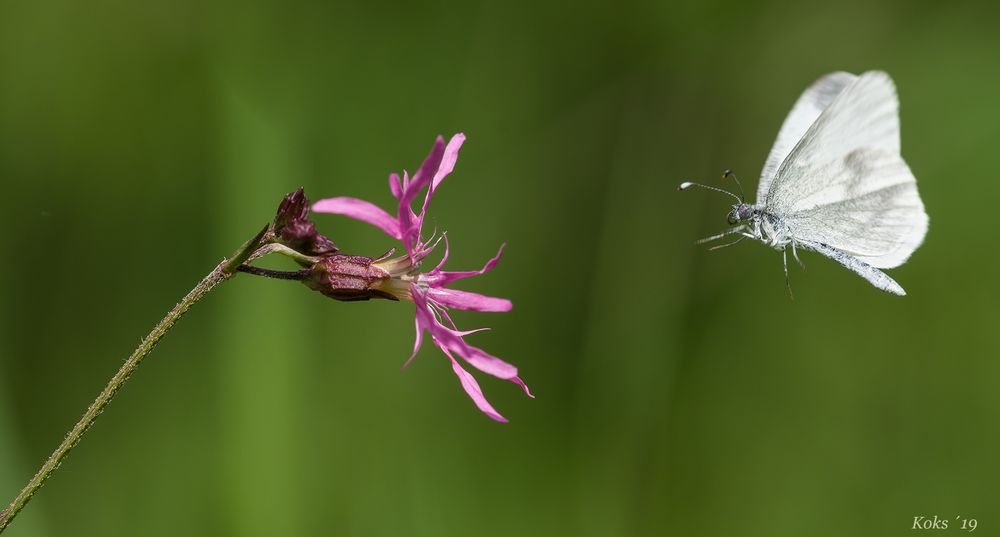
236;265;310;280
0;227;271;533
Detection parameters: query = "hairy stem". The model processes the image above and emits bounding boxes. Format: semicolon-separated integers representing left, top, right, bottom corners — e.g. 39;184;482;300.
0;226;271;533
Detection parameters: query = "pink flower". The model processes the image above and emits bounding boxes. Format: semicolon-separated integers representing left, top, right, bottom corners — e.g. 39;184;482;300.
312;134;531;422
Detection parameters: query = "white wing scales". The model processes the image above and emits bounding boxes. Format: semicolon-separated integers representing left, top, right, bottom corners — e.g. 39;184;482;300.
756;72;857;202
780;148;925;268
761;71;928;271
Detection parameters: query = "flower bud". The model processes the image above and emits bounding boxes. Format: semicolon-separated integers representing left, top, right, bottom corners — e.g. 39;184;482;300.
274;188;338;257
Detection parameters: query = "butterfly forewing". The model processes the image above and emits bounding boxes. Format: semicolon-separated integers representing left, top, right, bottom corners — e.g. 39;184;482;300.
756;71;857;202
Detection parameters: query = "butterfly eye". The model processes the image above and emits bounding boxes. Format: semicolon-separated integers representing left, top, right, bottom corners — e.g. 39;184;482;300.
727;213;738;225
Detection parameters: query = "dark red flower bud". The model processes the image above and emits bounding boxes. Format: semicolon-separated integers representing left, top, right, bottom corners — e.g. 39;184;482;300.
274;188;338;257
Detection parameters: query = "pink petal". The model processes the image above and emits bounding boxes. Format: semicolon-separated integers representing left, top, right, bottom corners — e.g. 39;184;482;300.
427;325;518;380
432;133;465;190
399;137;444;213
411;288;436;323
397;137;447;256
437;307;459;330
419;133;465;217
445;351;508;423
425;243;505;287
402;315;425;370
457;344;520;380
409;271;526;422
437;320;532;396
389;172;403;199
512;376;534;398
452;326;491;337
312;197;401;239
426;287;512;312
413;289;519;380
443;333;529;399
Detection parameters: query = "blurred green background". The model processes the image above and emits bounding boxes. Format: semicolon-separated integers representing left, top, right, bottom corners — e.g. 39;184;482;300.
2;1;998;535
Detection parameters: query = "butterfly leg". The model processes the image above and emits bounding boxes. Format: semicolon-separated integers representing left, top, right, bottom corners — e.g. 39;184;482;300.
708;235;746;251
695;226;745;245
783;249;794;300
791;240;806;270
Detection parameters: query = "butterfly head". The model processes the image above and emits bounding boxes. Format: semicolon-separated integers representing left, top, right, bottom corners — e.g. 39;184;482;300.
726;203;755;225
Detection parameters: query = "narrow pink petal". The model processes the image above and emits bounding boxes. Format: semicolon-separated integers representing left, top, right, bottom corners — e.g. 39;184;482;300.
427;323;518;380
459;345;520;380
438;307;459;330
426;287;512;312
445;352;507;423
413;285;527;419
402;315;425;370
401;223;422;258
441;323;531;398
312;197;401;239
397;205;421;257
400;136;444;210
397;140;444;257
452;326;491;337
414;290;518;379
424;244;505;287
389;172;403;199
407;286;442;360
512;376;534;398
419;133;466;217
411;286;434;318
432;133;465;190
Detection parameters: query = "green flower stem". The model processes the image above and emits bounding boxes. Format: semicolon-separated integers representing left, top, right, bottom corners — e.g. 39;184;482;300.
0;225;272;533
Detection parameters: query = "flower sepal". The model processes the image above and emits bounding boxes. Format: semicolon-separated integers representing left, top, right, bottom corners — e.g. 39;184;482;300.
303;254;400;302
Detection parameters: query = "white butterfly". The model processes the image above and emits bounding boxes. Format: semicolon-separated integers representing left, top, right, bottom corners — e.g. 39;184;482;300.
680;71;928;296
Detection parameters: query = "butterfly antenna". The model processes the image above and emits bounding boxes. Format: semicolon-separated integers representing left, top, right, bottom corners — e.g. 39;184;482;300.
721;169;746;202
677;181;742;203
